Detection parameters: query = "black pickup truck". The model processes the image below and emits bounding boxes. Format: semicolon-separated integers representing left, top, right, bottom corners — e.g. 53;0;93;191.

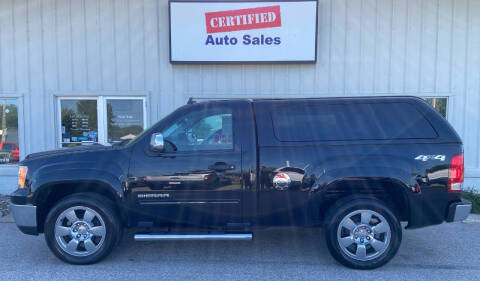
10;96;471;269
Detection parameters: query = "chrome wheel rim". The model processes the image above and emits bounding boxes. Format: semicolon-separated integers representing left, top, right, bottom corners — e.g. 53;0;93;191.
54;206;106;257
336;209;391;261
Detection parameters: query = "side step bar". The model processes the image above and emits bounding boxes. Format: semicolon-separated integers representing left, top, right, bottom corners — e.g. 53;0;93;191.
134;233;253;241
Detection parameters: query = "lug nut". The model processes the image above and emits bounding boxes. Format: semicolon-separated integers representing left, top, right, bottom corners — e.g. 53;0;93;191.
367;236;370;240
360;238;364;243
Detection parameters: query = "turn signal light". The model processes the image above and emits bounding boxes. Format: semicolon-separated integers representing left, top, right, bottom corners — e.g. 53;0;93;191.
448;154;464;193
18;166;28;189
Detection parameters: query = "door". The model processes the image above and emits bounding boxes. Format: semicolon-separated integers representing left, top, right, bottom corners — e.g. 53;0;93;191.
129;102;243;226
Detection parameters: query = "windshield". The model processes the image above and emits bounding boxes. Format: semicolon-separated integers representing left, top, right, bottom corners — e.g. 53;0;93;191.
1;144;15;151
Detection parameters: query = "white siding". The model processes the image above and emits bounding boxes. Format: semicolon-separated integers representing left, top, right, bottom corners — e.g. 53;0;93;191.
0;0;479;193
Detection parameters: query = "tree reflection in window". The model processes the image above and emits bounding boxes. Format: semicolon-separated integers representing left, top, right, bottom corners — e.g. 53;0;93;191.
61;100;98;147
423;98;447;118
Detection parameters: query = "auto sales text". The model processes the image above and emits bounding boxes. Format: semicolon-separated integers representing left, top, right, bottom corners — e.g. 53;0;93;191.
205;34;281;46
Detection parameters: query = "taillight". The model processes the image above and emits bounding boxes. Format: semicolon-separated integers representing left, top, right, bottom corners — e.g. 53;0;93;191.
448;154;464;193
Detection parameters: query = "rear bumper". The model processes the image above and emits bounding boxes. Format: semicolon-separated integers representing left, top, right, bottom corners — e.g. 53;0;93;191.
10;203;38;235
446;199;472;222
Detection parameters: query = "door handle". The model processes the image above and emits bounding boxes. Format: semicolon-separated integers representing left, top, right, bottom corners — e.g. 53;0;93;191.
209;162;235;171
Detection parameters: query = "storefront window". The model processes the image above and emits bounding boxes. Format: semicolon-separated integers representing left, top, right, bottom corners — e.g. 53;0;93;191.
107;99;144;144
0;99;19;164
423;97;447;118
58;97;145;147
60;99;98;147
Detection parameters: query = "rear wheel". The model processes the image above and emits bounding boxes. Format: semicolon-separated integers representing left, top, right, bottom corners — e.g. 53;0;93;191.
324;198;402;269
44;194;121;264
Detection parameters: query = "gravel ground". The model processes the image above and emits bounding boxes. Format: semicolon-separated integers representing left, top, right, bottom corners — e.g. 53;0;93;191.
0;219;479;281
0;195;10;217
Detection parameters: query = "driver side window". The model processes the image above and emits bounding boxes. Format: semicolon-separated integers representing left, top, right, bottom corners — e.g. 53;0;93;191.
162;107;233;152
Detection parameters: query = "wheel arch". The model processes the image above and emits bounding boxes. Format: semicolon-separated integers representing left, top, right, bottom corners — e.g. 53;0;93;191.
318;177;411;225
35;180;126;233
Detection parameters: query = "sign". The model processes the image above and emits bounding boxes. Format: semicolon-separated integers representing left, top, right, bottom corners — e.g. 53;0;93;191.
0;152;10;163
169;1;318;63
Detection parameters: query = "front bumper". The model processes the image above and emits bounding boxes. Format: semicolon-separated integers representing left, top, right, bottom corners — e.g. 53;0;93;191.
446;199;472;222
10;203;38;235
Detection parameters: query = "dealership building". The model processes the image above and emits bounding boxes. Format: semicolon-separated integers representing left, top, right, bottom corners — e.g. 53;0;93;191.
0;0;479;194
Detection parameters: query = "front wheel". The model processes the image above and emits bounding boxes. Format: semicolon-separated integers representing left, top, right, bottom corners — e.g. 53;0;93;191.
44;194;121;264
324;198;402;269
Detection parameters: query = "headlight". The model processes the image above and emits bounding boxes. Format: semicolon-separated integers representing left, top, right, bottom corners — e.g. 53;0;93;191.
18;166;28;189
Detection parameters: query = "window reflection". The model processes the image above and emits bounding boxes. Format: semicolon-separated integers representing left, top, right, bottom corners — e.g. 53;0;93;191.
162;108;233;152
423;98;447;118
0;99;19;164
107;99;144;144
61;100;98;147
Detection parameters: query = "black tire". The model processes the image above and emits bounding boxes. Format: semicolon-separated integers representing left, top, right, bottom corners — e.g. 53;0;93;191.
324;198;402;269
44;193;121;264
115;225;124;247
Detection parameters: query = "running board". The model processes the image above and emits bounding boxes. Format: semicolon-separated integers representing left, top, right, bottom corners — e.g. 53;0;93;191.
134;233;253;241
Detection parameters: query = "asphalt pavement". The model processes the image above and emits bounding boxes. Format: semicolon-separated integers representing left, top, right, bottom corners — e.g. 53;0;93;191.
0;215;479;281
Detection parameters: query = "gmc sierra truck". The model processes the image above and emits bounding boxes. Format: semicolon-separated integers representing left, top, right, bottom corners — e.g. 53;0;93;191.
10;96;472;269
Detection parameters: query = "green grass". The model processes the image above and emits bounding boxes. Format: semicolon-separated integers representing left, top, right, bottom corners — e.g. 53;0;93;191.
462;189;480;214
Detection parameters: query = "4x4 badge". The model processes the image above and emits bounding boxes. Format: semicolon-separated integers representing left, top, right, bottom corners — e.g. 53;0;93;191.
415;155;446;162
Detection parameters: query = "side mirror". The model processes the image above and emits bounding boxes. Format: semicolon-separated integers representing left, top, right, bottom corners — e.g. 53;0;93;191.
150;133;164;152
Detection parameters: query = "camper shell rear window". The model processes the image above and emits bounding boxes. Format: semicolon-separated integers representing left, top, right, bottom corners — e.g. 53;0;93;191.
271;102;438;142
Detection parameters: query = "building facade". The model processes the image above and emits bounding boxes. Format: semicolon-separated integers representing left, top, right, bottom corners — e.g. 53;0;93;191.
0;0;479;194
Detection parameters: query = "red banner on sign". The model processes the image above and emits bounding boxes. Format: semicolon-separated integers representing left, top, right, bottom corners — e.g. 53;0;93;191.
205;5;282;34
